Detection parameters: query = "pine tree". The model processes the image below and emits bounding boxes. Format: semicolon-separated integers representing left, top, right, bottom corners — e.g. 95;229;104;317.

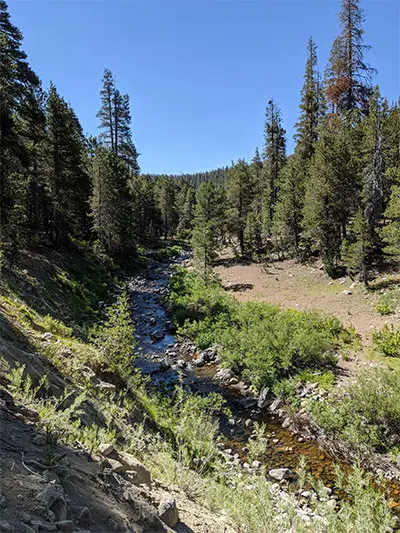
263;100;286;233
272;156;304;257
248;148;264;251
192;182;224;278
155;177;178;239
227;159;256;255
176;184;196;238
90;147;133;256
302;115;357;274
295;38;323;165
44;84;91;244
129;174;162;242
325;0;375;114
97;68;139;172
381;169;400;263
0;0;40;252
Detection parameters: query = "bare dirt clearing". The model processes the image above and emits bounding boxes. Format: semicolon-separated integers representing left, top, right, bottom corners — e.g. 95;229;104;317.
215;254;400;368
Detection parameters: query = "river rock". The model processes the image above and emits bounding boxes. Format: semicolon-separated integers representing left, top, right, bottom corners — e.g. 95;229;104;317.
158;497;179;527
257;387;272;409
268;468;295;482
77;507;93;526
55;521;74;533
269;398;281;412
213;368;234;383
151;329;165;341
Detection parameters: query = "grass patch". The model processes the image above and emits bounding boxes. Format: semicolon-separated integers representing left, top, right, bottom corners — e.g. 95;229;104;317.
309;367;400;453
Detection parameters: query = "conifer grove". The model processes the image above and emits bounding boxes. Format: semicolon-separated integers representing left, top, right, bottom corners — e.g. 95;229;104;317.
0;0;399;284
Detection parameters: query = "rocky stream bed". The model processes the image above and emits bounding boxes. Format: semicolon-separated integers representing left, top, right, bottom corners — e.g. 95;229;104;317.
127;254;400;515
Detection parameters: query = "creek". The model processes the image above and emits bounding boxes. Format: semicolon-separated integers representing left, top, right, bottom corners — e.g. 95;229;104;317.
128;254;400;509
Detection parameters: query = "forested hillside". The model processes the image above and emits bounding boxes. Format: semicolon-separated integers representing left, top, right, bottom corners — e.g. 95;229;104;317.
1;0;398;280
1;0;400;531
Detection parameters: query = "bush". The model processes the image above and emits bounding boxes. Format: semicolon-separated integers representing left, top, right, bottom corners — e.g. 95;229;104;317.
375;298;394;316
310;367;400;452
168;269;350;390
89;291;135;375
373;324;400;357
41;315;73;337
375;288;400;316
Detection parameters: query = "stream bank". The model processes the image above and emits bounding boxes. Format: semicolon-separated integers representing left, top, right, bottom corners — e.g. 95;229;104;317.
128;253;400;511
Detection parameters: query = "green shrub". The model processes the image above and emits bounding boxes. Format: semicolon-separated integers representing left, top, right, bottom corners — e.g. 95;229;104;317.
89;291;135;375
373;324;400;357
375;288;400;316
297;370;336;390
168;268;348;390
310;368;400;452
375;298;394;316
42;314;73;337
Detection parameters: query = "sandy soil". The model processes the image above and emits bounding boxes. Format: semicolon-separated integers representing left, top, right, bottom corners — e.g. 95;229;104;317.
215;253;400;350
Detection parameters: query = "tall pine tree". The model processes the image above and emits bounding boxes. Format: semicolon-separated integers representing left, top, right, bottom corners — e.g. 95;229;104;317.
325;0;374;114
262;100;286;234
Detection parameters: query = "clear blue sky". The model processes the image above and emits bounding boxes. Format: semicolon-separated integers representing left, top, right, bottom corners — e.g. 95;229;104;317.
8;0;400;174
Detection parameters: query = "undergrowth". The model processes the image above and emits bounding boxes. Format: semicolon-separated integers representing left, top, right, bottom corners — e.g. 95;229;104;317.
166;267;354;390
0;249;398;532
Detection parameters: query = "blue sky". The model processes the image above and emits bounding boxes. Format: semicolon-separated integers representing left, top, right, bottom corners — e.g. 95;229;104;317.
9;0;400;174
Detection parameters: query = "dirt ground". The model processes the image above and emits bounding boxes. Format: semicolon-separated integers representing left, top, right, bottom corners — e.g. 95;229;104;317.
214;253;400;366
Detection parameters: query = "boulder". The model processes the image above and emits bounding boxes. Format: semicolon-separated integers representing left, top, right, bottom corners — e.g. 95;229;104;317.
257;388;272;409
158;497;179;527
98;442;114;456
55;521;74;533
77;507;93;526
37;484;67;521
117;452;151;487
106;458;124;473
268;468;295;482
269;398;281;413
213;368;234;383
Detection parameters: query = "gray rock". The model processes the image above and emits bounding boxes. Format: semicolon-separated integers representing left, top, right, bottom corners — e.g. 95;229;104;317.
268;468;295;482
77;507;92;526
257;387;272;409
269;398;281;412
252;461;262;469
42;470;60;484
55;521;74;533
118;452;151;487
213;368;234;383
37;484;67;521
98;442;114;456
158;497;179;527
41;332;53;342
0;522;12;533
31;521;57;531
106;458;124;473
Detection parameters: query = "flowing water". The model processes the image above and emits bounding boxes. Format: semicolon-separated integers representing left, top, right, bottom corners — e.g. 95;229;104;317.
129;255;400;509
